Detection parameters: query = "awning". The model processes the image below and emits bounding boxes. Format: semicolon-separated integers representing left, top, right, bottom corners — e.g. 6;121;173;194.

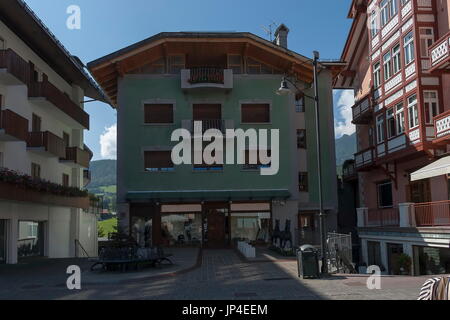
411;156;450;181
127;189;290;203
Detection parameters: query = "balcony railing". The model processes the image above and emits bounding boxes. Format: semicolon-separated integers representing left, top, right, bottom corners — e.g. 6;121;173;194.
352;94;372;125
27;131;66;158
342;162;356;180
28;80;89;129
0;109;28;141
365;208;400;227
414;201;450;227
63;147;90;168
434;110;450;143
354;147;375;170
181;68;233;90
0;49;30;85
183;119;233;134
429;31;450;72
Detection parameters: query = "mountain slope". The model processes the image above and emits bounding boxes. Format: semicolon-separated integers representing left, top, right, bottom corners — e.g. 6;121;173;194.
335;133;356;166
88;160;116;190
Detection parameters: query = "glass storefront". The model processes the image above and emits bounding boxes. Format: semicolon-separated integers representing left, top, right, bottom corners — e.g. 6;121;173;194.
131;217;153;248
230;212;270;243
0;220;6;264
414;246;450;275
161;214;202;247
17;221;44;258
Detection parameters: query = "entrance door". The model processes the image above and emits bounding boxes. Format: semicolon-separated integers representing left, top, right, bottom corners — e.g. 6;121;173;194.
407;179;431;203
387;243;404;275
0;220;6;264
203;205;229;248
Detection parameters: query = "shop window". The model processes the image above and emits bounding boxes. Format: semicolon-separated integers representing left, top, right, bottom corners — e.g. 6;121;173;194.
161;214;202;246
131;217;153;248
230;212;270;243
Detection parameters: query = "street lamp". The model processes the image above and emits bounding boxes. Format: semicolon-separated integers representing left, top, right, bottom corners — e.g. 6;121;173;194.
276;51;328;275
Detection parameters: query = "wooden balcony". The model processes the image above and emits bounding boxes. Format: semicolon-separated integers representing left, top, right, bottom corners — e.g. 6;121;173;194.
414;201;450;227
352;94;372;125
365;208;400;227
27;131;66;158
61;147;90;168
429;31;450;73
181;68;233;91
28;80;89;129
0;109;28;142
0;49;30;85
354;147;376;171
433;110;450;146
342;160;357;181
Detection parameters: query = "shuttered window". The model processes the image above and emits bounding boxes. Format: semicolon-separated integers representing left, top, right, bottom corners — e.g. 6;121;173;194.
193;104;221;120
299;172;309;192
241;104;270;123
144;151;174;172
144;104;174;124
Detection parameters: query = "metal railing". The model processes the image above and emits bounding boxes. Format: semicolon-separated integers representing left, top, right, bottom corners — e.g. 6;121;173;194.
365;207;400;227
189;67;225;84
414;200;450;227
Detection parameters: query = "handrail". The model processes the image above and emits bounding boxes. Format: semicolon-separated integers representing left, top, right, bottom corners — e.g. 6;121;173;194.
75;239;91;259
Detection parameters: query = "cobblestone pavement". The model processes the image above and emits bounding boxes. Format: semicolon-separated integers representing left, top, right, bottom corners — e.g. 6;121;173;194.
0;250;431;300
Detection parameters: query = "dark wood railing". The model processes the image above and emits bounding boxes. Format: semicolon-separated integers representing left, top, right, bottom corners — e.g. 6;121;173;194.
0;49;30;84
0;109;29;141
28;80;89;129
189;67;224;84
27;131;66;158
64;147;90;168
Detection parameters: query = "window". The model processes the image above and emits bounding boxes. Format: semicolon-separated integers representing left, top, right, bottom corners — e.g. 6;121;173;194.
63;132;70;147
297;129;307;149
62;174;69;187
419;28;434;58
0;38;5;50
396;103;405;134
407;94;419;129
404;32;415;65
295;93;305;113
241;104;270;123
376;114;385;143
168;55;185;74
383;52;392;80
387;108;396;138
381;0;389;26
423;91;439;124
228;55;242;74
377;181;393;208
389;0;398;18
144;151;174;172
392;44;401;74
144;104;174;124
370;10;378;37
32;114;41;132
373;62;381;88
299;172;309;192
31;163;41;179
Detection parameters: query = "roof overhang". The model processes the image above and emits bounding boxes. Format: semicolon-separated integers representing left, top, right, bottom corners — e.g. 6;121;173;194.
0;0;108;103
411;156;450;182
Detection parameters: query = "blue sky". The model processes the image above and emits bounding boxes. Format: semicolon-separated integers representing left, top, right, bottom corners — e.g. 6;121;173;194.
23;0;355;160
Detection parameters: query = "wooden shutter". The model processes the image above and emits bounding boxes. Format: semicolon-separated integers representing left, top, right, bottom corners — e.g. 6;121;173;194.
241;104;270;123
32;114;41;132
144;151;173;170
144;104;173;124
193;104;221;120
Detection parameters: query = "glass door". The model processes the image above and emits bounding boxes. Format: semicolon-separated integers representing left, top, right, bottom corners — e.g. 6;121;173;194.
0;220;7;264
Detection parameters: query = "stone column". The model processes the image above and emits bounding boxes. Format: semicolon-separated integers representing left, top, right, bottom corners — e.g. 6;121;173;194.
357;207;368;228
399;203;415;228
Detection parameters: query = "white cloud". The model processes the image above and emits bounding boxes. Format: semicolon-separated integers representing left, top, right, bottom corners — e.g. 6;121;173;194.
334;90;356;139
100;124;117;159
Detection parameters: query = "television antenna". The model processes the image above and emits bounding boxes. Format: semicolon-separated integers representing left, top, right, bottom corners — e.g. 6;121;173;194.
261;21;279;41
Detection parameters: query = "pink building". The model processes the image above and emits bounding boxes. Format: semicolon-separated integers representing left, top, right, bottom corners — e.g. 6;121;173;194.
336;0;450;276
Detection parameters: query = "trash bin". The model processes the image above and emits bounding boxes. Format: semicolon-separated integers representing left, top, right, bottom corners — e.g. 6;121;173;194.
297;245;320;279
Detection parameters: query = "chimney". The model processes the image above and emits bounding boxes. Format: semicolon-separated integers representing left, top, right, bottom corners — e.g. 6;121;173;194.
274;24;290;49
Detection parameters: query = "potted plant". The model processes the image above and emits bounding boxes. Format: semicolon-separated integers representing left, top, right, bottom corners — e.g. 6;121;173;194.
396;254;412;275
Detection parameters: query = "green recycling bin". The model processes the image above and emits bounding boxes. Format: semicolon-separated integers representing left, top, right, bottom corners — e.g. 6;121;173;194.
297;245;320;279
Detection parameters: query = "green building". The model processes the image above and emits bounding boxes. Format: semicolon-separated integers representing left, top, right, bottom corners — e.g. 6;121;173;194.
89;27;341;248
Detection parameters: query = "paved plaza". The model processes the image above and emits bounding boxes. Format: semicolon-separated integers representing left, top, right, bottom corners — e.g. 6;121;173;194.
0;249;433;300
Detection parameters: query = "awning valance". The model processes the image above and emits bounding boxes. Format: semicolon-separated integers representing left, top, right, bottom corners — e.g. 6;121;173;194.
411;156;450;182
127;189;290;203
